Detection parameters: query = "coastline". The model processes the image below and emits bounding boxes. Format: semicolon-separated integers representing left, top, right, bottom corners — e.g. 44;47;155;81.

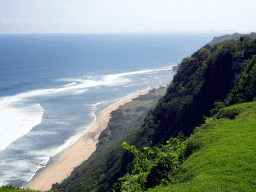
25;88;153;191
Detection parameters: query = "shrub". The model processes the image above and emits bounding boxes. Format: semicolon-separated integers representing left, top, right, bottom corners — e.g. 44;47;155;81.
214;108;239;119
111;134;188;191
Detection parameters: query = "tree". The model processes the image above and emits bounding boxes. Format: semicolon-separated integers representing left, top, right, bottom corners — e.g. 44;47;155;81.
240;36;244;51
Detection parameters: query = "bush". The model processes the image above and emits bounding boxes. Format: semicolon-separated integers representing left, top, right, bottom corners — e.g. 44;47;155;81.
214;108;239;119
111;134;188;192
210;100;226;116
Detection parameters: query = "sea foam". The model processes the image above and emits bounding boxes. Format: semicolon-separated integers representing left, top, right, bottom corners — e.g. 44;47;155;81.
57;66;173;89
0;102;44;152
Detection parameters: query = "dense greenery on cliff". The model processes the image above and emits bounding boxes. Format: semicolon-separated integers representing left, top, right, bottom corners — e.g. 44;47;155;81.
50;35;256;192
149;102;256;192
225;55;256;105
114;102;256;191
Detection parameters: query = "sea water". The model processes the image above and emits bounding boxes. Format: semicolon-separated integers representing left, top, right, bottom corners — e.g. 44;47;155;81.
0;33;215;187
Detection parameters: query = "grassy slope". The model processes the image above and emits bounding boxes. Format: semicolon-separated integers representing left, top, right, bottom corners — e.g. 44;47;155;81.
0;185;49;192
148;102;256;192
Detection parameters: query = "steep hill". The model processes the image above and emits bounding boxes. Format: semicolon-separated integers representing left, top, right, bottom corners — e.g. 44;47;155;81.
116;102;256;192
147;102;256;191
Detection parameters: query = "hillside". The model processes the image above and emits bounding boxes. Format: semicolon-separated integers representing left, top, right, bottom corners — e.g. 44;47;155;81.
147;102;256;191
51;34;256;191
115;102;256;191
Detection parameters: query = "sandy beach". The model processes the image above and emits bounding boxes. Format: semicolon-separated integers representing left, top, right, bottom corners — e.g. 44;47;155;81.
25;88;152;191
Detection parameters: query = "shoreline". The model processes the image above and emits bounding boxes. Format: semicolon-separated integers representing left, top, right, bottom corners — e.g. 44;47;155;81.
25;88;154;191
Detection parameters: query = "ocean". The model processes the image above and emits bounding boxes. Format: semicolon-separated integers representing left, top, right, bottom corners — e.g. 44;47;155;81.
0;33;215;187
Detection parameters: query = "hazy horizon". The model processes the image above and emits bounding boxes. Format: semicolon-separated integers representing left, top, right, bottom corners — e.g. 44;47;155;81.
1;0;255;34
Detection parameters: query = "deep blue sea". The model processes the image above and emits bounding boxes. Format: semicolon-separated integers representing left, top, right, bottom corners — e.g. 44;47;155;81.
0;33;215;187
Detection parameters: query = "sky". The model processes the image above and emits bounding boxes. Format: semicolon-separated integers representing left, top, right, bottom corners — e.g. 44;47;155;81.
0;0;255;34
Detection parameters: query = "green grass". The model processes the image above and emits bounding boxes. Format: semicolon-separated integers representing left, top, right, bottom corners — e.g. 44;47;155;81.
0;185;51;192
0;185;58;192
148;102;256;192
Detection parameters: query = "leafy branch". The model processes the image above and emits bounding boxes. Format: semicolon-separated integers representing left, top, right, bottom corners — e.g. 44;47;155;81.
111;133;188;192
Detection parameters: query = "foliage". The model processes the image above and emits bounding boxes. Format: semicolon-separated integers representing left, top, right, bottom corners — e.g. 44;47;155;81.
0;184;56;192
110;134;187;192
147;102;256;192
210;100;226;116
225;55;256;105
214;108;239;119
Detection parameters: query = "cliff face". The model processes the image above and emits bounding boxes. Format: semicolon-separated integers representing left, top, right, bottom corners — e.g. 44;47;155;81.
52;35;256;192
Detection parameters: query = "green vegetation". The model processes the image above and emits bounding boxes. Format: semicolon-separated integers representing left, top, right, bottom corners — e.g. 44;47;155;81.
51;35;256;192
146;102;256;191
225;55;256;105
109;102;256;191
0;185;56;192
111;102;256;191
110;134;188;191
